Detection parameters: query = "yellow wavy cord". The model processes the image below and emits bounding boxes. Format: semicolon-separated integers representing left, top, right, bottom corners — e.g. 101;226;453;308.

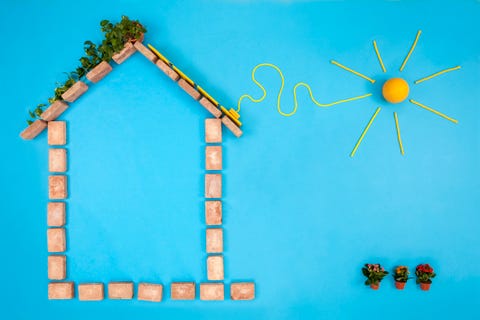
409;99;458;124
394;112;405;155
330;60;376;83
414;66;461;84
237;63;372;116
400;30;422;72
350;107;381;157
373;40;387;73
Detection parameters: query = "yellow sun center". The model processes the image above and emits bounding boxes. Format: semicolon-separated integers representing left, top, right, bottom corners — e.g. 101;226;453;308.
382;78;409;104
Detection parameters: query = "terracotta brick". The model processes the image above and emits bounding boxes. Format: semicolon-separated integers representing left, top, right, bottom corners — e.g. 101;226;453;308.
108;282;134;299
170;282;195;300
61;81;88;102
205;174;222;198
221;116;243;138
78;283;104;301
41;100;68;121
48;121;66;145
206;228;223;253
48;282;74;300
48;255;66;280
47;202;66;227
178;78;201;100
207;255;224;280
206;146;222;170
199;97;222;118
156;59;180;81
49;148;67;172
47;228;66;252
112;42;137;64
86;61;113;83
205;119;222;143
230;283;255;300
200;283;224;301
137;283;163;302
205;201;222;225
20;120;47;140
49;175;67;199
134;42;158;63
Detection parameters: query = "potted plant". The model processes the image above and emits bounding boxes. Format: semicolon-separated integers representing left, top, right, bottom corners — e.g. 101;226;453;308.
415;264;436;291
362;263;389;290
98;16;146;60
392;266;410;290
25;16;147;125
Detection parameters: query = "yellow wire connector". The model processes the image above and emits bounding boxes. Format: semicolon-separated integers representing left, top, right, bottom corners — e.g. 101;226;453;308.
221;106;242;127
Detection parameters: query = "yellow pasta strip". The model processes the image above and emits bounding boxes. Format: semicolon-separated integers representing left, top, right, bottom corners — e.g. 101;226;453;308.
414;66;461;84
172;66;195;86
409;99;458;124
394;112;405;155
147;44;172;66
197;86;220;107
330;60;376;83
373;40;387;73
400;30;422;72
350;107;381;158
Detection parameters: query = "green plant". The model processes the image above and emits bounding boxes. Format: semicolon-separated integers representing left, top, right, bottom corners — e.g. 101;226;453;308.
98;16;146;61
362;263;389;286
415;264;436;284
25;16;146;125
393;266;410;283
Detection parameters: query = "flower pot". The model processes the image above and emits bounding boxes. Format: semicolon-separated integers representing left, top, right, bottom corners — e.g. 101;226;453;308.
395;281;406;290
129;24;144;43
370;283;380;290
420;282;431;291
134;32;144;43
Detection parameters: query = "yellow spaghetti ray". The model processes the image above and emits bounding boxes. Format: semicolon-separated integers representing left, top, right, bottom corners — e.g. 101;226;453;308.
394;112;405;155
409;99;458;124
414;66;461;84
330;60;376;83
399;30;422;72
373;40;387;73
236;63;372;116
350;107;381;158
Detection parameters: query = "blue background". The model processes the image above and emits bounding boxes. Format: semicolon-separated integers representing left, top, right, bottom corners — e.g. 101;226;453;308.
1;0;479;319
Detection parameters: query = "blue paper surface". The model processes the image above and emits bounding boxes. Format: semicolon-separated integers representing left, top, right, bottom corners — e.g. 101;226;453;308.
1;0;479;319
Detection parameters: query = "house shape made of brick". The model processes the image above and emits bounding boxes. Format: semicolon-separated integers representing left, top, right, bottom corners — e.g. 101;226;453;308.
20;40;254;302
